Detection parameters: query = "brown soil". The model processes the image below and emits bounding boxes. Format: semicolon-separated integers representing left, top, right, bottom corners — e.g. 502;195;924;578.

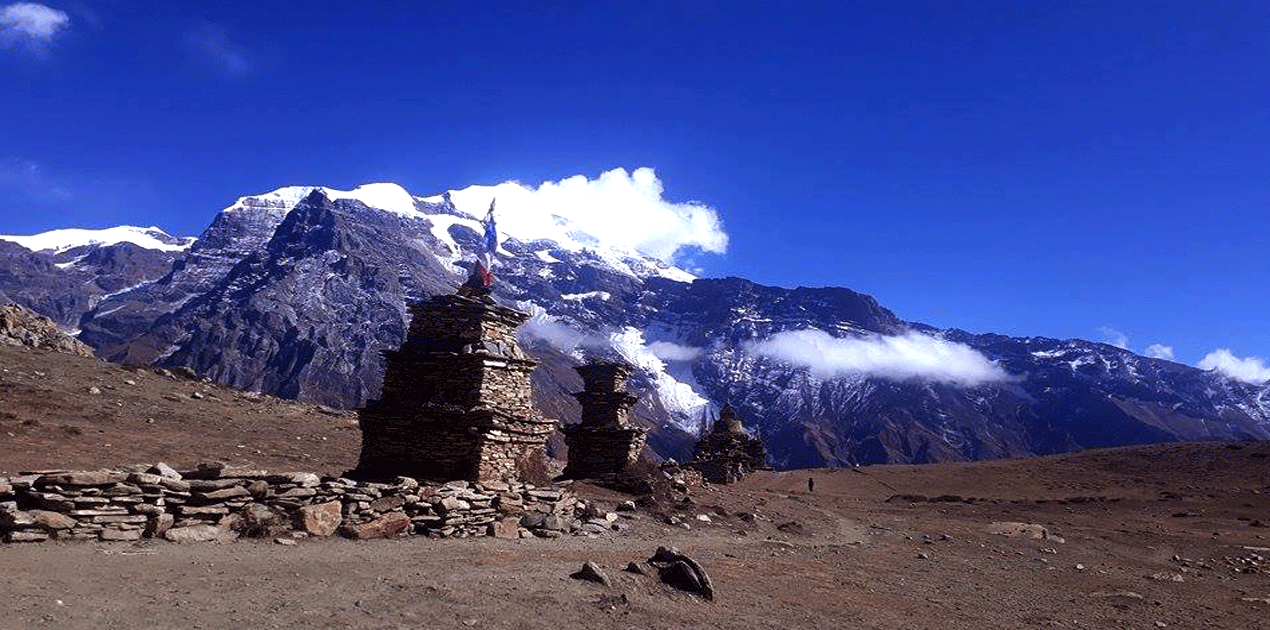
0;345;359;475
3;345;1270;629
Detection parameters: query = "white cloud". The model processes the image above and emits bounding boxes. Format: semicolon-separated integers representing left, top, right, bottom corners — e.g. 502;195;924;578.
1144;343;1175;360
518;313;604;356
1198;349;1270;385
647;341;704;362
447;167;727;264
517;315;710;424
1098;326;1130;350
745;329;1011;387
187;23;252;76
0;2;69;52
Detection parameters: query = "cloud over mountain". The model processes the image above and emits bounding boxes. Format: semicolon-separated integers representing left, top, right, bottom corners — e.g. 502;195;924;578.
1098;326;1130;350
746;329;1011;386
1199;349;1270;384
448;167;727;264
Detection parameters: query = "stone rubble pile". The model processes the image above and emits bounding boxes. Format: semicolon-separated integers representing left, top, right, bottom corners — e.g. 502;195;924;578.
0;462;618;544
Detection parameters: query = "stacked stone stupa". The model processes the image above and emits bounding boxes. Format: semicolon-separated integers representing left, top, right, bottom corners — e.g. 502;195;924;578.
351;285;556;483
561;362;647;479
688;404;768;484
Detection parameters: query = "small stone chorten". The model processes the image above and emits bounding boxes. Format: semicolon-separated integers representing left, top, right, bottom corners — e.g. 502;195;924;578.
351;278;556;483
689;404;768;484
561;362;647;479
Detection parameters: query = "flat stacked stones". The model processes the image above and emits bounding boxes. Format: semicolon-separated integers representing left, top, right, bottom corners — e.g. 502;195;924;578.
0;463;591;543
351;293;556;483
561;362;647;479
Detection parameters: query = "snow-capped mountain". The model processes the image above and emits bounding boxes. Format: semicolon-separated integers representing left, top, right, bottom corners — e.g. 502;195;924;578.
3;181;1268;467
0;226;194;254
0;226;194;328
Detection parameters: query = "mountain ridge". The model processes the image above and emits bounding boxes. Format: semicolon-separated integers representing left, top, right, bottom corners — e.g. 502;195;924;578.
1;182;1266;468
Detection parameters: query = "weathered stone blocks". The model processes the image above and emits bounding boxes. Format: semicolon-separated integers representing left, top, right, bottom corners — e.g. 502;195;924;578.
1;466;588;544
351;294;556;483
688;404;769;484
562;362;647;479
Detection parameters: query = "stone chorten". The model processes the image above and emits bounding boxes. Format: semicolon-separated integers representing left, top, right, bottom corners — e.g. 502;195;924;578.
689;404;768;484
351;289;555;483
561;362;647;479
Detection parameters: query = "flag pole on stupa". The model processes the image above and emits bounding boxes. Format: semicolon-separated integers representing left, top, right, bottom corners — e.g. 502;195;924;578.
475;198;497;287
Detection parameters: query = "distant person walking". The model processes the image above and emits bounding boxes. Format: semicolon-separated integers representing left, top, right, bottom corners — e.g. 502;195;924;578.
807;477;814;493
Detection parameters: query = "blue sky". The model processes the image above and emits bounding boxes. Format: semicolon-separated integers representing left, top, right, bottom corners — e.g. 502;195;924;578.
1;1;1268;369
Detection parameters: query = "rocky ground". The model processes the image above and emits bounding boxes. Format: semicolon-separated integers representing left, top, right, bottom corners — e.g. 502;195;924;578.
2;345;1269;629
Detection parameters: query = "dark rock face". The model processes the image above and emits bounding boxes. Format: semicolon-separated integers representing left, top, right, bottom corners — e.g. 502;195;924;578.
0;240;87;326
5;184;1268;471
149;192;456;406
80;191;300;362
0;240;179;330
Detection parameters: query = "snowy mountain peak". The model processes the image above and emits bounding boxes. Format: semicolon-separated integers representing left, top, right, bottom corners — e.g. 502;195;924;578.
0;225;195;254
230;178;702;284
324;183;418;217
224;183;418;218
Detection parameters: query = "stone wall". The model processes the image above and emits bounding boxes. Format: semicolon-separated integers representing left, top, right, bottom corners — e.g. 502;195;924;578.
0;462;608;544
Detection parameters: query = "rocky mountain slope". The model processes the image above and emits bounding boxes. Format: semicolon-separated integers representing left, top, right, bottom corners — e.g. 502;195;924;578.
0;302;94;357
2;183;1267;468
0;227;190;329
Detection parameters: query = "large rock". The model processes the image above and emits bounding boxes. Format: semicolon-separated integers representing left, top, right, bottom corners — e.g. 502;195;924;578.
127;472;164;486
369;495;405;512
0;510;35;528
37;471;127;486
193;486;251;502
266;472;320;486
490;517;520;539
163;524;236;543
648;547;714;601
543;515;572;531
987;521;1063;542
570;561;612;586
149;462;182;479
237;503;285;538
435;496;470;513
298;501;342;537
145;513;174;538
0;303;94;356
29;510;76;530
340;512;410;540
6;530;49;542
